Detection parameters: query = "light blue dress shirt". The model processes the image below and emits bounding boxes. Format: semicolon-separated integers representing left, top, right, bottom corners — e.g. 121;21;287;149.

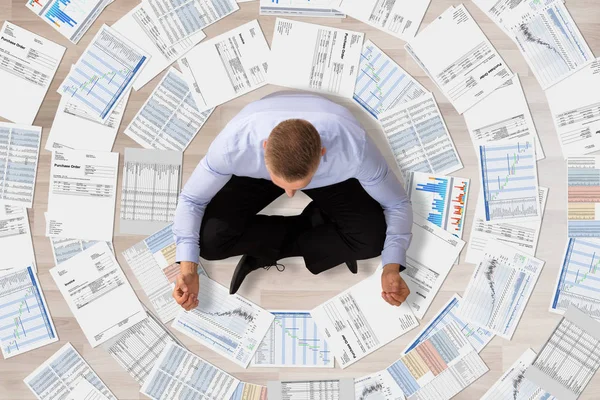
174;92;413;267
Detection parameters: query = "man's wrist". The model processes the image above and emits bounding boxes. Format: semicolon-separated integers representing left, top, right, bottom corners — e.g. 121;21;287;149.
383;263;405;273
178;261;198;275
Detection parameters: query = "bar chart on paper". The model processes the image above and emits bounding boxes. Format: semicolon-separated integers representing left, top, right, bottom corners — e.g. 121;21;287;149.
480;141;539;222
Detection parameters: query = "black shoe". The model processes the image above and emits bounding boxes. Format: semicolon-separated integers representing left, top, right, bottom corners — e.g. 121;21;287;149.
346;260;358;274
229;255;285;295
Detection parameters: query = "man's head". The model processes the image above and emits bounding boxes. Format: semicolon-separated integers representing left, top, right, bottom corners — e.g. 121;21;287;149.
264;119;325;197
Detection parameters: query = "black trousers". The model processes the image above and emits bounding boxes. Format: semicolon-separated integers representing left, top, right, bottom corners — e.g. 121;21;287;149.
199;177;387;274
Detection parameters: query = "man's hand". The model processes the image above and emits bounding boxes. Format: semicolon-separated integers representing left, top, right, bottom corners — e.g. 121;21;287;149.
173;261;199;311
381;263;410;307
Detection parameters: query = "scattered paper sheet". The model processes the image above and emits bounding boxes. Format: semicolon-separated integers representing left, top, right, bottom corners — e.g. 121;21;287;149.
405;5;513;114
66;379;110;400
310;268;419;368
251;310;333;368
0;21;65;124
0;206;36;274
464;75;545;161
50;242;146;347
179;20;270;111
379;93;463;178
267;379;354;400
231;382;268;400
458;241;545;339
46;149;118;241
124;68;213;151
24;342;116;400
567;156;600;237
0;266;57;359
0;122;42;208
268;18;364;98
172;274;275;368
140;342;240;400
260;0;344;17
50;237;114;266
545;59;600;157
525;305;600;400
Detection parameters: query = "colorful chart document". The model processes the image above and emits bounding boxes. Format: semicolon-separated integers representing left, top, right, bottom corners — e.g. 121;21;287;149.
0;266;57;359
24;342;115;400
0;122;42;208
58;25;149;122
311;268;419;368
525;305;600;400
46;149;118;241
0;21;65;124
172;274;274;368
458;241;545;339
50;242;146;347
268;18;364;98
379;93;463;179
141;342;240;400
267;379;354;400
125;68;213;151
353;40;427;120
568;156;600;237
479;140;540;223
179;20;270;111
546;59;600;157
405;5;513;114
231;382;268;400
251;310;333;368
0;206;36;273
50;237;113;266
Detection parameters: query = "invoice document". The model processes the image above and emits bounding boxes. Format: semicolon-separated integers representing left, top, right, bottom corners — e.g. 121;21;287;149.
231;382;268;400
50;237;113;266
0;122;42;208
24;342;115;400
124;68;213;151
405;5;513;114
0;206;36;274
140;342;240;400
49;242;146;347
310;268;419;368
0;21;65;124
179;20;270;111
464;75;545;160
112;4;206;91
338;0;430;41
268;18;364;98
267;379;354;400
45;149;118;241
546;59;600;157
259;0;344;18
172;274;275;368
458;241;545;339
66;379;109;400
567;157;600;237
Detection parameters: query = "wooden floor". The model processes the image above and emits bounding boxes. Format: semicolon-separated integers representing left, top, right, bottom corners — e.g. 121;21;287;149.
1;0;600;399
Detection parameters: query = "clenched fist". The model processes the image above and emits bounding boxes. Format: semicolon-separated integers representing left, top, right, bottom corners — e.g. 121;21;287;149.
381;263;410;307
173;261;200;311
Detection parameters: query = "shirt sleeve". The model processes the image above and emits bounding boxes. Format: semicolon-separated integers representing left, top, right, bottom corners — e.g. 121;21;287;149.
173;142;232;263
355;135;413;266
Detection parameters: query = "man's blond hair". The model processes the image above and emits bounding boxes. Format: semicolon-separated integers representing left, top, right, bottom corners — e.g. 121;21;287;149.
265;119;322;182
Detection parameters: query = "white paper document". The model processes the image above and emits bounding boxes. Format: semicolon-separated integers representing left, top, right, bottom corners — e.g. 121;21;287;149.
26;0;112;43
0;206;36;273
120;148;182;235
179;20;270;111
466;187;548;264
464;75;545;160
338;0;430;41
251;310;333;368
58;25;149;122
458;241;545;339
124;68;213;151
50;237;113;266
260;0;344;17
141;342;240;400
50;242;146;347
379;93;463;178
267;379;354;400
230;382;268;400
546;59;600;157
172;274;275;368
567;157;600;237
24;342;115;400
268;18;364;98
46;149;118;241
353;40;427;120
0;122;42;208
0;266;57;359
482;348;556;400
46;88;129;152
525;306;600;400
102;308;184;386
310;268;419;368
0;21;65;125
405;5;513;114
66;379;109;400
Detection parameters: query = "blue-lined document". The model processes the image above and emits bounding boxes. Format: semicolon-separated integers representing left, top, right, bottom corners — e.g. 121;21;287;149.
567;157;600;237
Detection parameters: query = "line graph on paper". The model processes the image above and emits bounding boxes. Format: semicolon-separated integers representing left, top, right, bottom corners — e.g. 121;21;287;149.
354;373;400;400
480;141;539;222
552;238;600;320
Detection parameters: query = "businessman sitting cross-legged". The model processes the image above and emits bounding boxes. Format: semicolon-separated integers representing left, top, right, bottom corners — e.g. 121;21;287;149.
172;91;413;311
